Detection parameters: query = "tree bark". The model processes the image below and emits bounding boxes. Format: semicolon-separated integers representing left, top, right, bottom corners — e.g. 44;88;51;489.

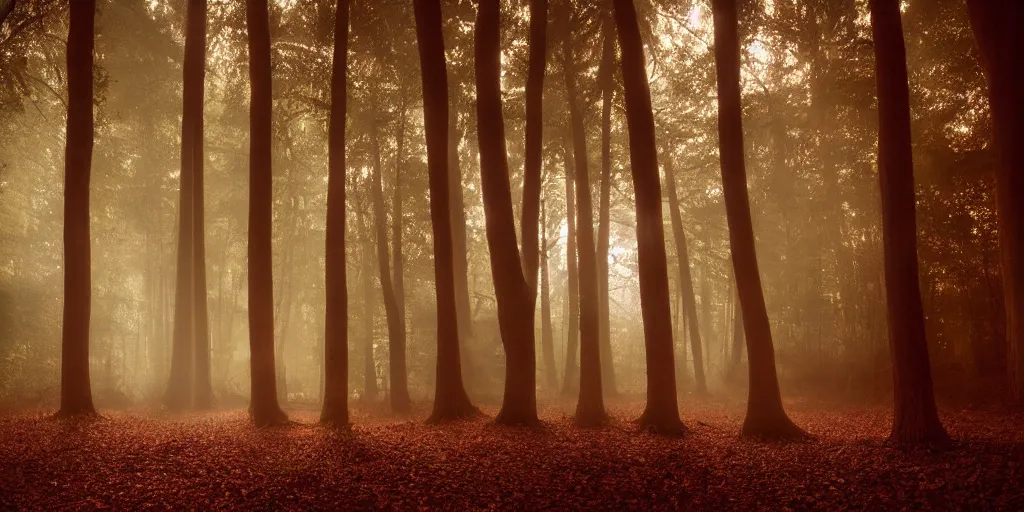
612;0;682;433
245;0;286;426
869;0;948;444
475;0;538;425
664;157;707;394
414;0;476;421
596;7;617;398
560;137;580;397
370;121;411;413
711;0;800;439
520;0;547;297
562;12;606;426
966;0;1024;408
57;0;96;418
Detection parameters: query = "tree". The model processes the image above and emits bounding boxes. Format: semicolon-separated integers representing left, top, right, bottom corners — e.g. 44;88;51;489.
595;4;617;398
520;0;547;297
612;0;682;433
447;93;476;389
190;0;213;409
966;0;1024;408
57;0;96;418
245;0;287;427
475;0;537;425
560;139;579;396
320;0;350;426
414;0;476;422
664;156;707;394
711;0;802;439
561;3;606;426
869;0;948;444
540;199;558;391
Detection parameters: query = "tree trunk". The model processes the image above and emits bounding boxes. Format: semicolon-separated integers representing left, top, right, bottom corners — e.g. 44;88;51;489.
370;121;411;413
730;282;745;377
612;0;682;433
560;137;580;396
393;101;408;343
475;0;538;425
57;0;96;418
414;0;476;421
562;12;606;426
540;199;558;391
596;7;617;398
664;157;707;394
520;0;547;297
359;200;378;400
711;0;800;439
320;0;350;426
245;0;286;426
869;0;948;444
447;96;476;390
966;0;1024;408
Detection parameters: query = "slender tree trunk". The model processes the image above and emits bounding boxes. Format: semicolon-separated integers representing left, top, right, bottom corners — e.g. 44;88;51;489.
562;12;606;425
370;121;411;413
245;0;286;426
869;0;948;444
596;7;617;398
320;0;350;426
393;101;408;340
520;0;547;297
359;200;378;400
540;199;558;391
711;0;800;439
414;0;476;421
560;138;580;396
448;97;477;389
664;157;707;394
612;0;682;433
730;282;745;377
57;0;96;418
475;0;538;425
966;0;1024;408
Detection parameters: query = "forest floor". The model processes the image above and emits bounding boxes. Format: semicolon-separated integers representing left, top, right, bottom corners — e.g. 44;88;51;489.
0;397;1022;510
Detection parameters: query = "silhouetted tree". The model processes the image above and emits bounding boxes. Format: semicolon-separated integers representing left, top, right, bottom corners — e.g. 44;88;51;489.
596;4;617;397
190;0;212;409
612;0;682;433
475;0;537;425
560;139;579;396
712;0;801;439
57;0;96;418
320;0;349;426
415;0;476;421
540;199;558;391
520;0;547;297
869;0;948;444
245;0;286;426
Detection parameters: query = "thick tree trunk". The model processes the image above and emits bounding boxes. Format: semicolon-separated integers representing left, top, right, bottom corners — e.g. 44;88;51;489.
520;0;547;297
475;0;538;425
664;158;707;394
414;0;476;422
612;0;682;433
189;0;212;410
560;139;580;397
711;0;801;439
447;97;476;389
320;0;350;426
869;0;948;444
540;200;558;391
57;0;96;418
370;122;411;413
596;9;617;398
245;0;286;426
562;15;606;426
966;0;1024;408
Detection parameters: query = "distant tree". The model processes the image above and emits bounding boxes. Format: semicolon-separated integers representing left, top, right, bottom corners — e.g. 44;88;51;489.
595;3;617;398
245;0;287;426
869;0;948;444
414;0;476;421
560;140;579;397
560;3;606;426
520;0;547;296
320;0;350;426
475;0;537;425
359;195;378;400
612;0;682;433
57;0;96;418
966;0;1024;408
663;155;707;394
189;0;212;409
540;199;558;391
711;0;802;439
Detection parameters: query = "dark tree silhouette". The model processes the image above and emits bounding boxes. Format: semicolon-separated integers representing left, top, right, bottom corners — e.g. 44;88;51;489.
612;0;682;433
245;0;286;427
869;0;948;444
664;156;707;394
561;5;606;426
560;140;579;396
520;0;547;296
320;0;350;426
540;199;558;391
711;0;802;439
57;0;96;418
475;0;537;425
596;6;617;397
190;0;212;410
966;0;1024;408
447;97;476;388
414;0;476;422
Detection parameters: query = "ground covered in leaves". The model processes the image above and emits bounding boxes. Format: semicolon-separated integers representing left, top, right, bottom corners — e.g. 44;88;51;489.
1;399;1022;510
